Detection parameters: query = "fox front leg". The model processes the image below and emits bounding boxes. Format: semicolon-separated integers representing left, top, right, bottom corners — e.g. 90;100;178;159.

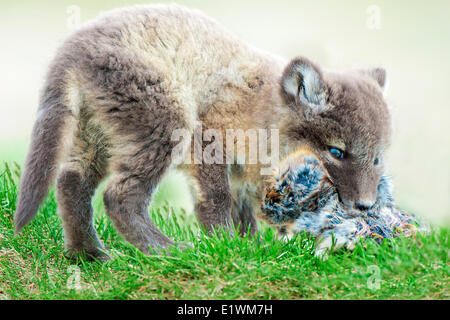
193;163;233;234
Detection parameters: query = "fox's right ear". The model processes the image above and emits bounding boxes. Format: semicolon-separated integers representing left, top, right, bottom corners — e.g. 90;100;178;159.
281;57;328;116
361;67;389;96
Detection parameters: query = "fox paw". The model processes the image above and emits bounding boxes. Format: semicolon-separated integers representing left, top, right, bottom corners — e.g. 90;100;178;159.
64;247;110;262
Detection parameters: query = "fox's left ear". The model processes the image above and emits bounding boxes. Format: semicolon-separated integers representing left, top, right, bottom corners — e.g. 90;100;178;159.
362;67;389;96
281;57;328;116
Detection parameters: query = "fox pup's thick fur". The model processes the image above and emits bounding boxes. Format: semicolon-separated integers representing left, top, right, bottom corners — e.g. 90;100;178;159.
14;4;391;259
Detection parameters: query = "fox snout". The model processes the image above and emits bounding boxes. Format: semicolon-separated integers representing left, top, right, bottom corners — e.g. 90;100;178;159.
338;194;376;210
337;185;378;210
355;199;376;210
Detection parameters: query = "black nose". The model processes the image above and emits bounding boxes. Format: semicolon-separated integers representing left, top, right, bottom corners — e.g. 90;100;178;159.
355;201;372;210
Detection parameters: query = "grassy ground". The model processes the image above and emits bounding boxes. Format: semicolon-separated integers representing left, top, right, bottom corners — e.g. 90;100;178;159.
0;162;448;300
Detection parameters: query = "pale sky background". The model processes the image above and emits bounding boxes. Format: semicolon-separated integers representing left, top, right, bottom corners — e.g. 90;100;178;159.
0;0;449;225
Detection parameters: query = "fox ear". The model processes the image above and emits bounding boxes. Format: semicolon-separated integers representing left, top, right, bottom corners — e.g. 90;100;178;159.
281;57;328;114
362;67;388;95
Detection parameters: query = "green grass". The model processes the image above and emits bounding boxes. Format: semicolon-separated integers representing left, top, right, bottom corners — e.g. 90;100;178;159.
0;163;448;300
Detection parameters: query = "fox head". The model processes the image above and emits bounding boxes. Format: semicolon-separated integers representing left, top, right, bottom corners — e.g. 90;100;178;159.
279;57;391;210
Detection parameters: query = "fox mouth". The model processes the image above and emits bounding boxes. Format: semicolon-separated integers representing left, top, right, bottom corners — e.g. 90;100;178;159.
336;193;374;212
336;193;356;210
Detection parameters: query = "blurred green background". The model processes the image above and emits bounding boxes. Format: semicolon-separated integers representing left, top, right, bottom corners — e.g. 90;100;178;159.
0;0;449;225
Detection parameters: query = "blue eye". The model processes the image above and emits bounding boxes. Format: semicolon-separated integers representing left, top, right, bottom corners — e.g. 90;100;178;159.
374;157;380;165
328;147;344;160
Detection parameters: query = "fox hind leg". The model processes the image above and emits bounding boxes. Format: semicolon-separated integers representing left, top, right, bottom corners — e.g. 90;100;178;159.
99;97;191;254
72;50;192;254
102;172;174;254
56;119;111;261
